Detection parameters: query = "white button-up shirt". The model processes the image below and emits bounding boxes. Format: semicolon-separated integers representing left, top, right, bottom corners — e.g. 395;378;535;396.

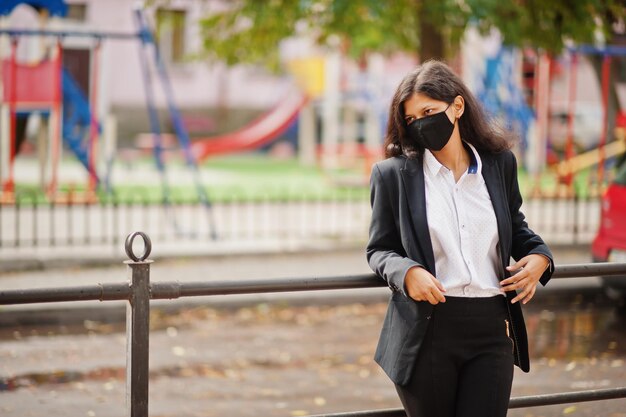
423;142;503;297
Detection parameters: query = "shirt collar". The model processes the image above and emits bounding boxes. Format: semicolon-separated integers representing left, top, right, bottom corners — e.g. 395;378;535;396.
465;142;482;175
423;141;482;177
423;148;444;177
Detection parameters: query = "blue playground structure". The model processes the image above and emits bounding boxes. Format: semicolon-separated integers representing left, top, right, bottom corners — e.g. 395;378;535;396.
0;0;216;236
62;67;94;173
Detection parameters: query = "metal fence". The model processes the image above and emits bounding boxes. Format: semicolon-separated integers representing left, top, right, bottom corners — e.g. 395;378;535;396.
0;192;601;249
1;231;625;417
0;191;371;248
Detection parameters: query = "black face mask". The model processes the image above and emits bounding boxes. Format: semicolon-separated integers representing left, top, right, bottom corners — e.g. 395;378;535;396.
406;104;455;151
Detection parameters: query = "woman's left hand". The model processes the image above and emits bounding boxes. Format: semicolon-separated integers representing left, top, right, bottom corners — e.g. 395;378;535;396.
500;254;550;304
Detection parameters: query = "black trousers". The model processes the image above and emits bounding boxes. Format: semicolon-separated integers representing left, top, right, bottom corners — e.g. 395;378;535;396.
395;295;514;417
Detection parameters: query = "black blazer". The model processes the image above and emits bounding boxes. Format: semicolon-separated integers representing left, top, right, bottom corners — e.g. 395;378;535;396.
367;149;554;386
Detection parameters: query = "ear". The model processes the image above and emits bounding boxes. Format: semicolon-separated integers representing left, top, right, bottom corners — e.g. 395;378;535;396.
453;95;465;119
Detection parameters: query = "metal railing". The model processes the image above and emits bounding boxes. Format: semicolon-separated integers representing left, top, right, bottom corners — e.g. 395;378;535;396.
0;191;370;248
0;191;601;249
1;231;625;417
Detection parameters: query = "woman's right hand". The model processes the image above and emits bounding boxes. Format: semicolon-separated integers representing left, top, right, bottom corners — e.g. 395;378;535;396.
405;266;446;304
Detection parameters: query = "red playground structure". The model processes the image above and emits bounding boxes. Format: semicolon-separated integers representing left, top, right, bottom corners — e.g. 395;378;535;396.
1;39;94;199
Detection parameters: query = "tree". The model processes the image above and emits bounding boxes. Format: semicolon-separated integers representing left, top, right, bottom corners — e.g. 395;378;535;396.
199;0;625;68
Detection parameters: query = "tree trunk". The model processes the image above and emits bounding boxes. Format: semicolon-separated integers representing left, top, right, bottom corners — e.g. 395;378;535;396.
414;0;446;62
418;16;446;61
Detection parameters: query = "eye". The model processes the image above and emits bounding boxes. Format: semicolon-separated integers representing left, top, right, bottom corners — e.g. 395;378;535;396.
423;108;433;116
405;115;416;124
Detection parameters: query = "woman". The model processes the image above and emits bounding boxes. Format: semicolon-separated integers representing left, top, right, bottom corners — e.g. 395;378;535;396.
367;60;553;417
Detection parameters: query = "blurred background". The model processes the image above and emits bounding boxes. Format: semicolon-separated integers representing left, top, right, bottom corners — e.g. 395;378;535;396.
1;1;626;416
0;0;625;250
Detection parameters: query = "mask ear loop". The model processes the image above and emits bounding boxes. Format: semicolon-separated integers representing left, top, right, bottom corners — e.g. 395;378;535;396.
443;102;458;127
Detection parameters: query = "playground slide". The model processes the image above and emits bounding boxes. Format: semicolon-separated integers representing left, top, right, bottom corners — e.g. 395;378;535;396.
555;140;626;177
61;68;97;179
191;91;308;161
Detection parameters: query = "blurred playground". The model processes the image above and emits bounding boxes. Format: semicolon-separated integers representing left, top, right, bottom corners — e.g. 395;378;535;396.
0;0;625;249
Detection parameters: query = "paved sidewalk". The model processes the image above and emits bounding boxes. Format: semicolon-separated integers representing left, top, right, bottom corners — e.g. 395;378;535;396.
0;237;365;273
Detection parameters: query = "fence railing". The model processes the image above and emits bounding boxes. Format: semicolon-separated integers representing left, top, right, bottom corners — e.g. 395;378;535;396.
0;191;371;248
1;232;625;416
0;192;601;249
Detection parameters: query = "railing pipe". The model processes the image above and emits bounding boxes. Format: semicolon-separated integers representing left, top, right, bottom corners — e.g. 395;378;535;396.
508;386;626;408
161;275;385;299
308;410;404;417
0;283;131;304
2;263;625;305
307;387;626;416
551;262;626;278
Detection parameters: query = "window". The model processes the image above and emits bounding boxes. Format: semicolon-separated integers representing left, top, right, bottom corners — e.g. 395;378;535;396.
67;3;87;22
156;9;187;64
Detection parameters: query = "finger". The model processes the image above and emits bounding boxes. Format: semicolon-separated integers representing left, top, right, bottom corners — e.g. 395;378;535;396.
501;268;529;284
502;283;522;293
431;277;447;293
504;277;528;294
501;272;528;290
433;288;446;303
522;286;536;305
500;275;519;286
426;291;439;305
408;290;423;302
512;284;533;304
500;275;513;286
506;259;523;271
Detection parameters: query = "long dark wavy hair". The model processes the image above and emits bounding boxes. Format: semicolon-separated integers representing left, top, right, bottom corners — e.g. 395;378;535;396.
383;60;512;159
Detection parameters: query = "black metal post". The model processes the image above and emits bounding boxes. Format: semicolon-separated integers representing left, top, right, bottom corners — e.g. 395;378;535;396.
67;198;73;246
85;200;90;245
14;197;20;247
101;195;108;245
32;199;38;247
112;199;119;246
124;231;152;417
50;201;56;246
572;193;579;244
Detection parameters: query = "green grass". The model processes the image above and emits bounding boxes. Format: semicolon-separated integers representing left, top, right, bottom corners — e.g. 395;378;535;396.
13;155;371;204
11;154;610;205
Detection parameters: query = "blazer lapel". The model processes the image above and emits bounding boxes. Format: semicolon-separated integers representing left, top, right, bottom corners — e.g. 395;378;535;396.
482;153;510;278
400;156;436;274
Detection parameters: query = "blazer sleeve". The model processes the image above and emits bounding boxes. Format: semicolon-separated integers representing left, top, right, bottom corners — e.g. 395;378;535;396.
366;164;422;296
505;152;554;286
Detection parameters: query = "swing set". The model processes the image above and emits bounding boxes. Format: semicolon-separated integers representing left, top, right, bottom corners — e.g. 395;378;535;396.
553;45;626;185
0;4;212;208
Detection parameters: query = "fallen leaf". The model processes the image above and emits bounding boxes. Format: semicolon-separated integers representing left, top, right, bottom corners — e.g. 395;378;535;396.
563;406;577;414
314;397;326;406
172;346;186;357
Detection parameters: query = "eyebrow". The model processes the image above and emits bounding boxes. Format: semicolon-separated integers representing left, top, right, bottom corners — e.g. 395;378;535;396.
404;103;435;119
419;103;438;113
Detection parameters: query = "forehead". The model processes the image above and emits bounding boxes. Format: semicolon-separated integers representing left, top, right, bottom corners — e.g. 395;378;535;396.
403;92;445;114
